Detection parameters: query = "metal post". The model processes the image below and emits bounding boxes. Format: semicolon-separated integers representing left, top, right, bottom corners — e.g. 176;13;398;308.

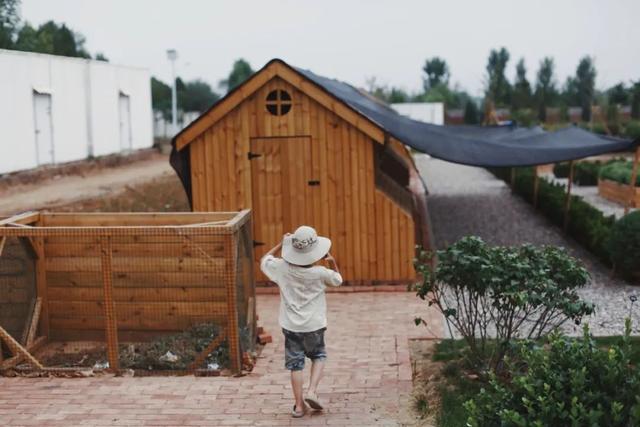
625;147;640;215
167;49;178;136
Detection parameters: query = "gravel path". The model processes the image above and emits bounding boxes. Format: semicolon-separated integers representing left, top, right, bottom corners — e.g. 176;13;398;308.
416;155;640;336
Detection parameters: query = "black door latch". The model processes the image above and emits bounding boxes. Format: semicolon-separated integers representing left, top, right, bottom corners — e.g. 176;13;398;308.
247;152;262;160
308;180;320;186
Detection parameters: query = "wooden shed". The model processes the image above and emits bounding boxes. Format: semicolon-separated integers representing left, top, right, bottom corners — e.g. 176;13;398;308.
171;59;431;285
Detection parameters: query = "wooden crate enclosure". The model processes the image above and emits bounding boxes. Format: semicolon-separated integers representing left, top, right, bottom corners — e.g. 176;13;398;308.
171;59;431;285
598;179;640;208
0;211;255;374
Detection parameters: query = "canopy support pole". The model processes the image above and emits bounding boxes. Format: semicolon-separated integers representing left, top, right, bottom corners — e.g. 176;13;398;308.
510;168;516;191
624;146;639;215
533;167;540;208
563;160;575;232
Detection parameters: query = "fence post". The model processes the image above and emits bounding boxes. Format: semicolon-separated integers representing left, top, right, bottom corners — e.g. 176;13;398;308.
224;233;241;374
510;167;516;191
563;160;575;232
625;147;640;215
100;236;119;372
533;167;540;208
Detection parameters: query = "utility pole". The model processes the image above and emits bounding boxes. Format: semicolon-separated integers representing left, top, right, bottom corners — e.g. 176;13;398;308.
166;49;178;136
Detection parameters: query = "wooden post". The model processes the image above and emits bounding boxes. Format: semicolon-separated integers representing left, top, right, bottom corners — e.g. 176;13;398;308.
33;238;49;338
224;234;241;374
100;237;120;371
0;325;44;370
533;167;540;208
624;146;640;215
564;160;575;232
510;167;516;190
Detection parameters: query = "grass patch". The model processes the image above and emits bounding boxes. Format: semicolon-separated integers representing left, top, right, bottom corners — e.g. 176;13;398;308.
427;336;640;426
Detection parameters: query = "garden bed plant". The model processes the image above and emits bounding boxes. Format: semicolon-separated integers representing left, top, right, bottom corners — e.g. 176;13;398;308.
412;237;640;426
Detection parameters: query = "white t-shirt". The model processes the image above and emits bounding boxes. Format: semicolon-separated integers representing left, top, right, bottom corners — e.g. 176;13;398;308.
260;255;343;332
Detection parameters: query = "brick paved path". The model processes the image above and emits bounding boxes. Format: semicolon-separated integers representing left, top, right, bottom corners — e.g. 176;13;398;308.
0;293;442;427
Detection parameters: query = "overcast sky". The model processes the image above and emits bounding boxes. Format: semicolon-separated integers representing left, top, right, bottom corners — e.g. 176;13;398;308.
20;0;640;97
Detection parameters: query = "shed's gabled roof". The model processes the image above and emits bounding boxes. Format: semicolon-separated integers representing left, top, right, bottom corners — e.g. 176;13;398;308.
173;58;639;167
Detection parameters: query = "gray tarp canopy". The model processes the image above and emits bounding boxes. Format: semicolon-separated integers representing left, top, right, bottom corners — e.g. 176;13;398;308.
296;65;639;167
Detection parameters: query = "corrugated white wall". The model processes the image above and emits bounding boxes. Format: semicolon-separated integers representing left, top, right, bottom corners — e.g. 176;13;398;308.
0;49;152;174
391;102;445;125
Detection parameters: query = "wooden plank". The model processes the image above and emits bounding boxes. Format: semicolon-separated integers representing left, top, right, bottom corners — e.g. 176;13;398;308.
46;271;227;288
349;126;362;280
20;298;36;345
25;298;42;346
223;235;241;373
44;234;227;245
48;301;230;319
49;313;228;332
44;242;226;258
341;123;353;280
34;238;49;338
0;212;40;227
564;160;575;232
41;212;234;227
188;328;227;370
47;286;227;303
45;256;226;273
625;147;640;214
0;324;43;370
0;236;6;257
100;237;119;371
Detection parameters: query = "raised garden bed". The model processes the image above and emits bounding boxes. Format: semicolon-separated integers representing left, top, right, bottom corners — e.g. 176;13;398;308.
598;178;640;207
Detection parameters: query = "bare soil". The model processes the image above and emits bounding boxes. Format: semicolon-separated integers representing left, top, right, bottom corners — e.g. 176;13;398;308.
402;339;442;427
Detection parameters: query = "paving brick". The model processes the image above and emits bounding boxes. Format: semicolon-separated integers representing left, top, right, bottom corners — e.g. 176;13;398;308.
0;293;441;426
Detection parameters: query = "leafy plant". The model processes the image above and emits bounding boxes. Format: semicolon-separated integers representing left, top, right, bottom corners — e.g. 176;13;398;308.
600;160;640;186
465;320;640;427
414;237;593;372
608;211;640;280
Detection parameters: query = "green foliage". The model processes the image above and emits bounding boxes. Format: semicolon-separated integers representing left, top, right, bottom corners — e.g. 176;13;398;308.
0;0;20;48
180;80;219;113
511;58;532;111
465;321;640;427
600;161;640;186
632;82;640;120
575;56;597;122
624;120;640;140
608;211;640;279
510;109;536;127
219;58;253;92
414;237;593;372
423;57;450;91
553;162;570;178
485;47;512;106
534;57;558;121
490;167;617;264
463;100;480;125
609;82;629;105
13;20;90;58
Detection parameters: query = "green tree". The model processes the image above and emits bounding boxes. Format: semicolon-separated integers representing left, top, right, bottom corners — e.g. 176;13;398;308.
608;82;629;105
631;81;640;119
422;57;449;91
511;58;532;111
180;80;219;112
219;58;253;92
0;0;20;48
463;100;480;124
151;77;172;119
534;57;558;122
485;47;511;106
94;52;108;62
13;20;90;58
575;56;597;121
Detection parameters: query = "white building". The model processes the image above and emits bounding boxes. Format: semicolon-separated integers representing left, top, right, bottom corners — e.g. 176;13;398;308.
0;49;153;174
391;102;444;125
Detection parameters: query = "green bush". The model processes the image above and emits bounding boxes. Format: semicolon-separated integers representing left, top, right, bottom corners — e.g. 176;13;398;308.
608;211;640;279
414;237;593;372
488;167;617;265
624;120;640;140
600;160;640;186
574;161;602;186
553;162;570;178
465;321;640;427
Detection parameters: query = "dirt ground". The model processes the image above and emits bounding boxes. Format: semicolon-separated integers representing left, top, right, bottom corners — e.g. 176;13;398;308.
0;151;178;215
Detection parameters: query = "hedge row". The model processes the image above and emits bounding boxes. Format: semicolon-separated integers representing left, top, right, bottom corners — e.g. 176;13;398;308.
553;158;629;186
490;167;616;265
600;160;640;186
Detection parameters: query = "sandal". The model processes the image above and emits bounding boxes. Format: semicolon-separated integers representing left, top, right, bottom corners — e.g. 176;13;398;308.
305;393;324;410
291;404;305;418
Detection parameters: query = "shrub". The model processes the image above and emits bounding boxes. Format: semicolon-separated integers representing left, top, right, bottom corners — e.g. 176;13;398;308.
608;211;640;279
465;321;640;427
600;160;640;186
624;120;640;140
574;161;601;186
553;162;570;178
414;237;593;372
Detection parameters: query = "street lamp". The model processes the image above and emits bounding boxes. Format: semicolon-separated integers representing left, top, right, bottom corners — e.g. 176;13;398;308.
166;49;178;136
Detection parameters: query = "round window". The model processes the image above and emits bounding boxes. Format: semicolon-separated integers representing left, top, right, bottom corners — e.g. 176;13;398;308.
265;90;292;116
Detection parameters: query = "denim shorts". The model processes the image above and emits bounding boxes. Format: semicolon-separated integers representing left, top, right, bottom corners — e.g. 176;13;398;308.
282;327;327;371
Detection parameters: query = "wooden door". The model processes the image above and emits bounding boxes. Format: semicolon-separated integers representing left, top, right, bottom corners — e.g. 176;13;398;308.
249;136;317;280
33;92;54;166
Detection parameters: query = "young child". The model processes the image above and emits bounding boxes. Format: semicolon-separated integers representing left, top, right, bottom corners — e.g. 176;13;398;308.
260;225;342;418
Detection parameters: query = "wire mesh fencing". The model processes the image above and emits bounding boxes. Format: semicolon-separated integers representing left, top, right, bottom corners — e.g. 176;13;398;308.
0;211;255;375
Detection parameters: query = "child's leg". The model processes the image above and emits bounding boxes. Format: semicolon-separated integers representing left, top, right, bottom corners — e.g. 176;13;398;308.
308;359;325;394
290;370;305;410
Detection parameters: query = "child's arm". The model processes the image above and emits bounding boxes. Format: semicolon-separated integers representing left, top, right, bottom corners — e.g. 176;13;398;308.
322;252;343;287
260;235;289;282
